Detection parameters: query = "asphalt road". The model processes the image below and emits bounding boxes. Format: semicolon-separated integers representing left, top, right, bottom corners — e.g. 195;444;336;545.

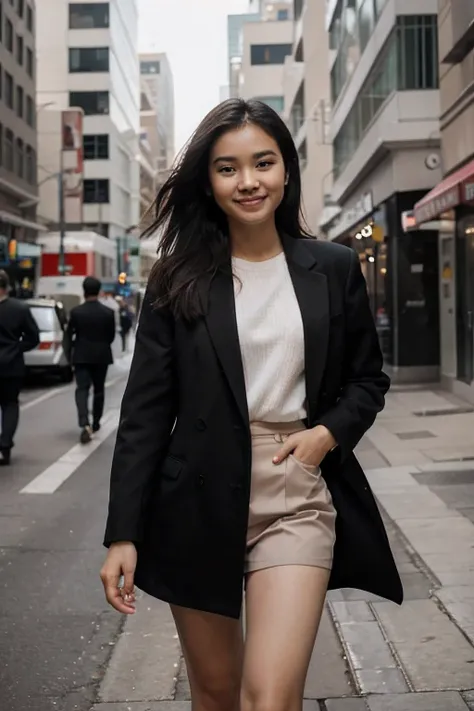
0;362;130;711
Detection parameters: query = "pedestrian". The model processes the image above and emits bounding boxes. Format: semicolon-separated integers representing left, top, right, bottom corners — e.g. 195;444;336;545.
118;299;133;352
101;99;402;711
64;276;116;444
0;269;39;465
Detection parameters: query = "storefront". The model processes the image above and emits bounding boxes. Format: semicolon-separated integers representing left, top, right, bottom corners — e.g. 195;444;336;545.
325;189;440;384
413;158;474;400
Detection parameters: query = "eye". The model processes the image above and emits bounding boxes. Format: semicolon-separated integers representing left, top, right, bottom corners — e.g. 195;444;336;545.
257;160;274;169
217;166;235;174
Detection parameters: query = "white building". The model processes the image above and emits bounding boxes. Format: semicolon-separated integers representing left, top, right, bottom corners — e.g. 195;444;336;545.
228;1;292;113
139;53;175;170
283;0;333;234
36;0;140;244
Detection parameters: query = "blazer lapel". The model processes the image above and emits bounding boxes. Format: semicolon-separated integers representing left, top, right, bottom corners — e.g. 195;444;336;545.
283;236;330;424
200;268;249;427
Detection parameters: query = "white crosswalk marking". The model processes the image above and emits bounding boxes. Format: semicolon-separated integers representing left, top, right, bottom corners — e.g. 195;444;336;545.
20;409;120;495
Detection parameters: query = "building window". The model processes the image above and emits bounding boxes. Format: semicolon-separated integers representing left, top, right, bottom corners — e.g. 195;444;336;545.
18;0;25;19
5;18;13;52
83;179;110;203
396;15;439;90
69;91;109;115
26;47;33;77
250;43;293;65
26;95;34;126
333;15;438;179
16;35;23;65
16;85;23;118
4;129;14;171
83;134;109;159
26;144;35;184
69;47;109;73
254;95;284;113
69;3;109;29
277;9;289;20
5;72;13;109
374;0;388;18
357;0;375;52
26;4;33;32
140;60;160;74
16;137;24;178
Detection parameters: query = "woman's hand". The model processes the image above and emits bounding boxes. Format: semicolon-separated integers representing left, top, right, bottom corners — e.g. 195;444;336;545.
100;542;137;615
272;425;337;468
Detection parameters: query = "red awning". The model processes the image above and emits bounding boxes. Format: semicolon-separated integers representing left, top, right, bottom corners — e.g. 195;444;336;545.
414;158;474;224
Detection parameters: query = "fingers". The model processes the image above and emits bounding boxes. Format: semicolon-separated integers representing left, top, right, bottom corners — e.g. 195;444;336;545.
272;434;298;465
100;569;136;615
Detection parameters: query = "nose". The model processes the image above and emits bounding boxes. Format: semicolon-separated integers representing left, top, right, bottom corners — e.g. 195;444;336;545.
238;169;259;192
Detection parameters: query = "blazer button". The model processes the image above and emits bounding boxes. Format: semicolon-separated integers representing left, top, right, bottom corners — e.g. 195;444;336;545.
195;418;206;432
198;474;205;486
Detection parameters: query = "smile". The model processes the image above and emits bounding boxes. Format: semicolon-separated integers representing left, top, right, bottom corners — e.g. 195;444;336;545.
235;196;267;208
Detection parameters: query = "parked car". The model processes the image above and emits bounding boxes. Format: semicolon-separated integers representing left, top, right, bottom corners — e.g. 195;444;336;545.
24;299;73;382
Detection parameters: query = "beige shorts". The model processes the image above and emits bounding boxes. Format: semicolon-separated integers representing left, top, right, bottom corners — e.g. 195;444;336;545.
245;420;337;574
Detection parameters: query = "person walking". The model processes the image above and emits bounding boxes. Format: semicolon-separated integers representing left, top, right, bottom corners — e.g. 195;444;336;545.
64;276;115;444
0;270;39;465
118;299;133;353
101;99;402;711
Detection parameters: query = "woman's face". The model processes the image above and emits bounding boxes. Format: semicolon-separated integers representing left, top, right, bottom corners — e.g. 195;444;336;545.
208;123;286;228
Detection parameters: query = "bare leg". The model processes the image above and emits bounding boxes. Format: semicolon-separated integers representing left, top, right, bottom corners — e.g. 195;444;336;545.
241;565;330;711
171;604;243;711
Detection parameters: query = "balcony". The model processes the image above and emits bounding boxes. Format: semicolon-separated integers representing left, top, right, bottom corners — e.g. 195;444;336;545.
331;89;440;203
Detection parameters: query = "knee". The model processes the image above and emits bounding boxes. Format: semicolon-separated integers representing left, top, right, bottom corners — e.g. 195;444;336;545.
192;675;240;711
241;687;297;711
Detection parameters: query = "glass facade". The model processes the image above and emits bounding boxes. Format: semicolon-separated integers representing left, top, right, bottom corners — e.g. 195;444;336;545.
250;43;293;65
254;95;284;113
333;15;439;179
330;0;389;104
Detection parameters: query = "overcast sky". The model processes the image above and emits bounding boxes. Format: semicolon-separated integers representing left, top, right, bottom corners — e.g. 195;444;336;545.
139;0;250;156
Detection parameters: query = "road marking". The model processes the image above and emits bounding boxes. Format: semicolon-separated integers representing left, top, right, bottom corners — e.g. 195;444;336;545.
20;409;120;495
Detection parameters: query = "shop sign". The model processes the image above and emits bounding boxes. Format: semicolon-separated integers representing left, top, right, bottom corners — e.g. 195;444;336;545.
328;192;374;242
414;186;460;224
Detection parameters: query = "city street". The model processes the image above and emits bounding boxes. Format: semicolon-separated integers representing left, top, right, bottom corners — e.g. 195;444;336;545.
1;366;474;711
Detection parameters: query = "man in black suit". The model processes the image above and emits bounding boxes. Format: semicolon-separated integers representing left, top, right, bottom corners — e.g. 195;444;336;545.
0;270;40;465
64;276;116;444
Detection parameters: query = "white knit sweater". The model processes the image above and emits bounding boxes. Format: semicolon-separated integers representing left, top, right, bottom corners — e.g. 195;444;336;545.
232;252;306;423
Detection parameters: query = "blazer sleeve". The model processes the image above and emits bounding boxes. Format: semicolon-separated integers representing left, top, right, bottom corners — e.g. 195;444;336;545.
317;249;390;462
104;290;177;546
21;305;40;352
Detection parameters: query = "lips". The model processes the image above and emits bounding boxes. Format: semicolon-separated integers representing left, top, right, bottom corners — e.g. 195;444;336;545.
235;196;267;206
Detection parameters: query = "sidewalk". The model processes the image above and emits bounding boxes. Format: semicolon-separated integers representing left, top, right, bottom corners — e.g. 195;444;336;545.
92;386;474;711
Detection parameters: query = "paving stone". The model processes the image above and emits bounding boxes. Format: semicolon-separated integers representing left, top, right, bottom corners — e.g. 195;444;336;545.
325;699;368;711
437;571;474;586
328;589;385;603
398;572;433;600
462;508;474;524
397;516;474;554
435;586;474;645
422;552;474;575
98;596;181;704
338;621;397;670
373;600;474;690
304;610;355;699
463;690;474;710
356;668;408;694
366;691;470;711
331;601;375;623
302;701;320;711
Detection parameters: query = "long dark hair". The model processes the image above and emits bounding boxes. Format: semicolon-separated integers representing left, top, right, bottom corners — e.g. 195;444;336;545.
144;98;310;321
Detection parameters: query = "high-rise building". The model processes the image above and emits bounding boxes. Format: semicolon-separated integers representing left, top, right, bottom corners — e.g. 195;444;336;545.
0;0;44;295
321;0;442;384
139;53;175;171
283;0;332;235
36;0;140;244
229;1;293;113
411;1;474;401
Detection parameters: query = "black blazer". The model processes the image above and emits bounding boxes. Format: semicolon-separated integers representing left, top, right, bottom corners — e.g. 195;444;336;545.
65;300;116;366
104;236;403;619
0;297;40;377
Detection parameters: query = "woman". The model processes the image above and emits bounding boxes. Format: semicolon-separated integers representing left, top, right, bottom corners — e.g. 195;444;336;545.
101;99;402;711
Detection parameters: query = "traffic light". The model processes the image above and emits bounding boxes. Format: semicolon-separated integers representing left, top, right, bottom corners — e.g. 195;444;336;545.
118;272;127;285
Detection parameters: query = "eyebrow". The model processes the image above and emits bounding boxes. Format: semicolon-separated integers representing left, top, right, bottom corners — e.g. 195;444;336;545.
212;149;279;165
